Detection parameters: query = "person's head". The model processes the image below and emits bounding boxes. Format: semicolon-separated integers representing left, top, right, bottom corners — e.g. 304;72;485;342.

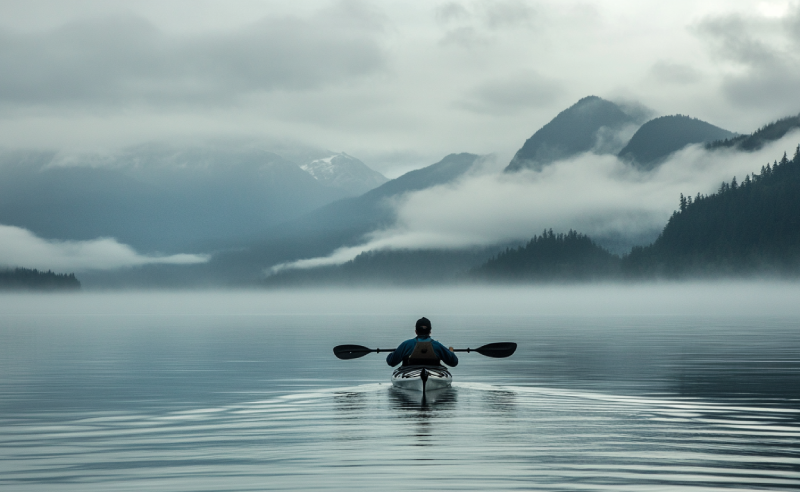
415;317;432;337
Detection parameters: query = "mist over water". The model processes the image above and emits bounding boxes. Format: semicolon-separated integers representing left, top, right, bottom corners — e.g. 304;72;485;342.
2;1;800;489
2;283;800;490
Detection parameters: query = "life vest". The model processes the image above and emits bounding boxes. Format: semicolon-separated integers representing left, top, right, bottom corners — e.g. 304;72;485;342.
406;341;440;366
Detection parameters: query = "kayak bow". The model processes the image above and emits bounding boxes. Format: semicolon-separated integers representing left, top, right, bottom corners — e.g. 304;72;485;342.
391;365;452;392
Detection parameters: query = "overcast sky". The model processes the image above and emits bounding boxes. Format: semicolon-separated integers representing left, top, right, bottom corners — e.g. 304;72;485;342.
0;0;799;176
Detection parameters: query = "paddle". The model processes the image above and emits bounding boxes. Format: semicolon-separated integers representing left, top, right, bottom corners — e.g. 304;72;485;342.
333;342;516;360
453;342;517;358
333;345;395;360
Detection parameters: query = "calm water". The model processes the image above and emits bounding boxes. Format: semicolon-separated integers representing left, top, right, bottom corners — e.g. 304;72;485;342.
1;286;800;491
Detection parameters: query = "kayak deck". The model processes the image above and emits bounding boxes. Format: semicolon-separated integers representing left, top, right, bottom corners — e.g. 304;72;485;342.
391;365;452;392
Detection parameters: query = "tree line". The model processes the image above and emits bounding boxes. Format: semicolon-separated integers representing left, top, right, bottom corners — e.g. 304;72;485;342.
0;267;81;290
472;229;619;281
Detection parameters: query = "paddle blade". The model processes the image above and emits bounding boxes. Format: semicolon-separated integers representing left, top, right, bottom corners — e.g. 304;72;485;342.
474;342;517;358
333;345;373;360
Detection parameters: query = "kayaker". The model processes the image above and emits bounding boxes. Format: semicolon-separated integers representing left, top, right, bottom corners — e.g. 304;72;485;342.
386;317;458;367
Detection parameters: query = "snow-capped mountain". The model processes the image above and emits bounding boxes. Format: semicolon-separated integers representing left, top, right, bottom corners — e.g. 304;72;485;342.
300;153;388;196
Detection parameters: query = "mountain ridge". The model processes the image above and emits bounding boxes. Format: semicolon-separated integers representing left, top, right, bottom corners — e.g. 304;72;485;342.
0;148;349;253
505;96;638;172
706;114;800;152
618;115;735;170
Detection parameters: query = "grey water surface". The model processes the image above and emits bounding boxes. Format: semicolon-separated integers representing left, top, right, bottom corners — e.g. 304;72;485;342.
1;287;799;491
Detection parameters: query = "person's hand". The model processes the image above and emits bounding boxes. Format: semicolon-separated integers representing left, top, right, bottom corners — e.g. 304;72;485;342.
448;346;454;352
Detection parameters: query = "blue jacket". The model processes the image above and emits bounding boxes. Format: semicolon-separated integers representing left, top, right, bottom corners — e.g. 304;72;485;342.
386;336;459;367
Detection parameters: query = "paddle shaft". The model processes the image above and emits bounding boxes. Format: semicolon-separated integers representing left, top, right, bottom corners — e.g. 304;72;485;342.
333;342;516;359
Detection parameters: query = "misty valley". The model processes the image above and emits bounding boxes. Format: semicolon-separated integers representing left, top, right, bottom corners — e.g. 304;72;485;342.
3;3;800;491
2;96;800;289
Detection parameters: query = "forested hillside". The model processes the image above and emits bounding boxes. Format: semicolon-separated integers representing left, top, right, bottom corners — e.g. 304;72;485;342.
623;146;800;276
707;114;800;152
0;268;81;290
472;145;800;281
472;230;619;281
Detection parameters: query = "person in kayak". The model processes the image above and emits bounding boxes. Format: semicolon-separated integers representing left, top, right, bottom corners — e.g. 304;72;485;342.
386;317;458;367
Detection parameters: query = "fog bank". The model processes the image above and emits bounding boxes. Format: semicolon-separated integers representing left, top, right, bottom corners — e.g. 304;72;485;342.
0;224;209;271
3;281;800;318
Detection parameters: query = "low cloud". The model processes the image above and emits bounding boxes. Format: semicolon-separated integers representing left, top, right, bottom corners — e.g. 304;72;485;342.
271;131;800;272
0;1;385;107
0;225;209;272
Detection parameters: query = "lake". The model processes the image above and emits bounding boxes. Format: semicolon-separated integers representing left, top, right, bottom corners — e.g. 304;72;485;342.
1;284;800;490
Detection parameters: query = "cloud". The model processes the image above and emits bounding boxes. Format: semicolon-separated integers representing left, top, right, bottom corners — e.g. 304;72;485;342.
438;25;492;48
648;60;702;85
482;0;535;29
436;0;536;47
0;1;385;106
0;1;796;181
0;224;209;271
695;7;800;111
435;2;471;23
271;131;800;272
457;71;563;114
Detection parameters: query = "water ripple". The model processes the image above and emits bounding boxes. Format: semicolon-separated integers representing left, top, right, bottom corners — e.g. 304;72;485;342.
2;383;798;491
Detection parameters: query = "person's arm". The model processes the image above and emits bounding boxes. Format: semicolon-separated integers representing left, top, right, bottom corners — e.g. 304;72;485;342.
386;340;411;367
433;341;458;367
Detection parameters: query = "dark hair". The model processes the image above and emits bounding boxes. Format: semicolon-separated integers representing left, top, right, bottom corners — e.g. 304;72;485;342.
415;317;431;336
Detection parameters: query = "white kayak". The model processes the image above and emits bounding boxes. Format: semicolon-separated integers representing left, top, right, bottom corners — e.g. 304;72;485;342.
391;365;452;392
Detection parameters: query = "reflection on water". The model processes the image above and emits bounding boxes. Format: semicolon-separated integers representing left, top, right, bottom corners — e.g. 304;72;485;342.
2;383;798;491
1;290;800;491
389;386;458;408
388;387;459;445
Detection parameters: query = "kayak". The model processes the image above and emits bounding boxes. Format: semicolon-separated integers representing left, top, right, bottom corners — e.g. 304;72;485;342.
391;365;452;392
333;342;516;394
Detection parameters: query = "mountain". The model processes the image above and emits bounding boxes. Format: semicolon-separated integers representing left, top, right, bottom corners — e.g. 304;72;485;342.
505;96;638;172
471;229;620;281
618;115;736;170
706;114;800;152
187;153;484;283
76;152;484;287
0;147;348;253
267;152;481;241
623;146;800;277
470;145;800;282
300;152;388;195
